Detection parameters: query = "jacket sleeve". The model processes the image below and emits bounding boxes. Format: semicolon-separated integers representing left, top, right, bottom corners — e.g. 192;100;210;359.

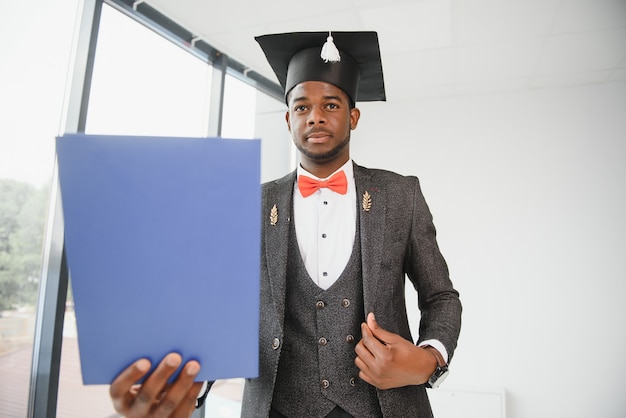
404;176;462;362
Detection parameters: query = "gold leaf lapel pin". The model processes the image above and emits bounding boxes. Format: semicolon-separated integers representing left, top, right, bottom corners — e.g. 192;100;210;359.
270;204;278;226
362;191;372;212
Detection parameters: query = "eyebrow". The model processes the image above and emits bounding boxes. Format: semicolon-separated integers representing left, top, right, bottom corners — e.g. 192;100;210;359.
291;95;345;103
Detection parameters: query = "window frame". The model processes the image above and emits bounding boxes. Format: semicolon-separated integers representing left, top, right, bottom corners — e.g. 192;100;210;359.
28;1;281;416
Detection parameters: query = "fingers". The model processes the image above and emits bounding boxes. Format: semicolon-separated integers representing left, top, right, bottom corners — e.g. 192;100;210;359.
356;314;435;389
355;314;385;383
356;312;385;361
110;358;152;414
110;353;201;418
366;312;396;345
170;381;204;418
366;311;377;328
134;352;182;413
355;325;374;365
152;360;201;418
355;312;407;389
359;313;390;357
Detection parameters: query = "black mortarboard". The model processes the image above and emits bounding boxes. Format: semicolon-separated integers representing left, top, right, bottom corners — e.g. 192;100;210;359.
255;31;386;104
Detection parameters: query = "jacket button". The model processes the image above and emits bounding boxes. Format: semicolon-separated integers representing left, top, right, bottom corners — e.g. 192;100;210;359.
318;337;328;346
341;298;350;307
271;338;280;350
316;300;325;309
321;379;330;389
346;334;355;343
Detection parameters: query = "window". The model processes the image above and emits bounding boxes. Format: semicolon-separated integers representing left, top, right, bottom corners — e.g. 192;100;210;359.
85;4;212;137
0;0;80;416
56;5;214;416
222;74;257;139
19;1;288;416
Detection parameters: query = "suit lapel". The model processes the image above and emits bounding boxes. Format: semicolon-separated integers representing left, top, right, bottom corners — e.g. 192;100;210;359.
263;171;296;330
353;163;386;316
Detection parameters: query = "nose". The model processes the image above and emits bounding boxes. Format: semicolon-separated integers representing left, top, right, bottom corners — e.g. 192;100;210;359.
307;106;326;125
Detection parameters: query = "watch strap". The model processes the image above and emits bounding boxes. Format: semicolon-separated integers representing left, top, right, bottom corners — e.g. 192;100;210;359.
195;381;210;409
422;344;450;389
422;345;446;367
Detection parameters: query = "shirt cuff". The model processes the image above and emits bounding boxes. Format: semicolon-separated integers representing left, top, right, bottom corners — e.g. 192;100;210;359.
418;339;448;364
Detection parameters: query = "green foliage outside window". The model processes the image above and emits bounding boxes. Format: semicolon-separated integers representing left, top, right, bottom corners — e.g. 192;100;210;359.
0;179;48;311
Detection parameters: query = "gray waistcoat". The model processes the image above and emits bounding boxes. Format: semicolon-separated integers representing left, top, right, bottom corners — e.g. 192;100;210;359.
271;221;382;418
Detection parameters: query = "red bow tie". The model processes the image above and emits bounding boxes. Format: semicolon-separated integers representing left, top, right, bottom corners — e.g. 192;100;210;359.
298;170;348;197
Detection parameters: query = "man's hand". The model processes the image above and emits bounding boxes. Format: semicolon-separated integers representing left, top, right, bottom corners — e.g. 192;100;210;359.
354;313;437;390
109;352;203;418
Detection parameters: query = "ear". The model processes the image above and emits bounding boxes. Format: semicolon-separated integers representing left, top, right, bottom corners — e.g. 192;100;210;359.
349;107;361;130
285;110;291;131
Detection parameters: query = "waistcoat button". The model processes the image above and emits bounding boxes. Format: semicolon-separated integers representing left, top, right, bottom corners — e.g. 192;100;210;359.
271;338;280;350
318;337;328;346
341;298;350;307
350;377;356;386
346;334;355;343
321;379;330;389
316;300;325;309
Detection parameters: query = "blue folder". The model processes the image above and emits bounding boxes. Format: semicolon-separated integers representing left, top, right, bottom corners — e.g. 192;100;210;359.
56;134;261;384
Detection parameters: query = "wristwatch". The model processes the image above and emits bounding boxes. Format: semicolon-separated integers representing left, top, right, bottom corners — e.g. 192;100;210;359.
422;345;449;389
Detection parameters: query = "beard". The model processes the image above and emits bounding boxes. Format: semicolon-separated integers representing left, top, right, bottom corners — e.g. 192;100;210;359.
294;133;351;164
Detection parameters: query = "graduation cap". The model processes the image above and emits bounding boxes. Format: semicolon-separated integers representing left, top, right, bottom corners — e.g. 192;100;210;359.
255;31;386;104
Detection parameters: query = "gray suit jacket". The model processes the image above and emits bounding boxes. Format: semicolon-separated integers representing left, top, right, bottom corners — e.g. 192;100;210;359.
241;162;462;418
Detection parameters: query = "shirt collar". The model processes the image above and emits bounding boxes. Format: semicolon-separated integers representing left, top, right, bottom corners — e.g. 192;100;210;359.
296;159;354;181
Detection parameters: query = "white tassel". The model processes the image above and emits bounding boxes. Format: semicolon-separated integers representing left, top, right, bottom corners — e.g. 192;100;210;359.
320;32;341;63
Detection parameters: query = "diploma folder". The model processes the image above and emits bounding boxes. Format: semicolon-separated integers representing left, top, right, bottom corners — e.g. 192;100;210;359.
56;134;261;384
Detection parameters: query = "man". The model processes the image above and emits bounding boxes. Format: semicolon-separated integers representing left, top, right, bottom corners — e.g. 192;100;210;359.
110;31;461;418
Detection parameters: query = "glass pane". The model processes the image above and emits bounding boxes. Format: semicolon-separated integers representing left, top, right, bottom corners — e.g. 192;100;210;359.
56;5;213;417
253;89;295;183
85;5;212;137
0;0;79;416
221;74;256;139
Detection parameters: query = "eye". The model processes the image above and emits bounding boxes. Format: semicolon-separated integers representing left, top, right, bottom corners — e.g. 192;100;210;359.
326;103;339;110
294;104;307;112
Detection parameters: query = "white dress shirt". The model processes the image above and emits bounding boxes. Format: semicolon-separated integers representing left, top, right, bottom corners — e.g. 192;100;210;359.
294;160;356;290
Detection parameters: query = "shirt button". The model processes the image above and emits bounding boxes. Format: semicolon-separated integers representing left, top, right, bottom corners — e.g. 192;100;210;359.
341;298;350;308
323;201;328;205
346;334;355;343
323;272;328;276
271;338;280;350
316;300;325;309
321;379;330;389
350;377;356;387
318;337;328;346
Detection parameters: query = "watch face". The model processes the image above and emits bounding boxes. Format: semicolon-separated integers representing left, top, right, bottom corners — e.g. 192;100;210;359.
427;366;449;389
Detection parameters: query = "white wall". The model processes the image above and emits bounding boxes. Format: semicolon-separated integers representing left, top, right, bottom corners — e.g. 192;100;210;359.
350;81;626;418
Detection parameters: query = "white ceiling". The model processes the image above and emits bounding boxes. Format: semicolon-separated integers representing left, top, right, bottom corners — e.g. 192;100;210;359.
145;0;626;101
